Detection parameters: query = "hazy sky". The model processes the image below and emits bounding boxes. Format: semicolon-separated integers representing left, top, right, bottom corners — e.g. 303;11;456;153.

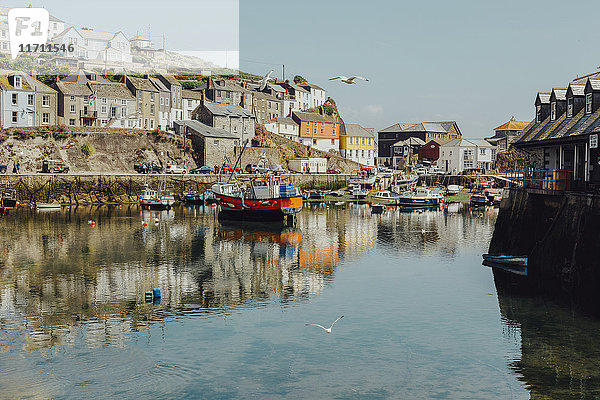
3;0;600;137
239;0;600;137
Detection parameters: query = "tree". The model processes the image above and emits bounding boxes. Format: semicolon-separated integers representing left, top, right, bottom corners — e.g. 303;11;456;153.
293;75;307;84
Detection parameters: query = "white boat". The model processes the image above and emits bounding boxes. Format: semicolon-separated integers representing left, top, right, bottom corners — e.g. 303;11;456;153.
397;187;443;207
349;166;378;188
447;184;461;195
139;185;175;210
390;173;419;194
36;203;61;210
372;190;400;204
352;184;369;199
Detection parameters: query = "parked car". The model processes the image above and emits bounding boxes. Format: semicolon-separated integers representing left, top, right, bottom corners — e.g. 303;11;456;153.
326;168;342;174
134;162;163;174
42;159;69;173
272;164;286;174
166;165;187;174
216;165;242;174
244;164;267;174
190;166;213;174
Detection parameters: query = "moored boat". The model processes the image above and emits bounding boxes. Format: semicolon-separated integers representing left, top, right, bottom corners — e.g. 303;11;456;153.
349;166;378;189
183;191;208;204
397;187;442;207
372;190;400;204
352;184;369;199
1;188;17;209
470;193;488;206
483;188;502;204
371;203;386;213
139;186;175;210
390;173;419;194
212;176;303;221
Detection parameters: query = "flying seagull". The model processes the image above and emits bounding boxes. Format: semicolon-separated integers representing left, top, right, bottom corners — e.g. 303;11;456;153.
259;70;274;91
305;315;344;334
329;76;369;85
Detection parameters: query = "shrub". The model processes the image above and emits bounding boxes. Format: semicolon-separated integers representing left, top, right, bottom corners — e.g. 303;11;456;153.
80;142;94;157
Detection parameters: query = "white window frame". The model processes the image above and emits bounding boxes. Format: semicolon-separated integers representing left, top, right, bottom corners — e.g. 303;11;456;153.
586;93;592;114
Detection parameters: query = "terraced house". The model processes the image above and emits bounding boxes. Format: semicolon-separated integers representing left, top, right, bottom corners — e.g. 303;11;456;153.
124;76;159;130
291;111;339;153
339;123;376;166
0;71;57;128
514;71;600;189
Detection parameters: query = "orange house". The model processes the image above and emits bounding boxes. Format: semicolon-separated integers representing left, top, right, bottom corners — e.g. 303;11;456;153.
291;111;340;152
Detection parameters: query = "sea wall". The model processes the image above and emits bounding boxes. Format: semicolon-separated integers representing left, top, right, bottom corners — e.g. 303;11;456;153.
1;173;351;205
490;188;600;314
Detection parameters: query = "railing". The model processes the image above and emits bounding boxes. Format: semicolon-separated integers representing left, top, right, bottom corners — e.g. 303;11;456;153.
80;110;97;118
507;169;573;191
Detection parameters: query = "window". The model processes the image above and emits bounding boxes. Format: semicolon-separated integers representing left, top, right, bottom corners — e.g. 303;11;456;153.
14;76;21;88
480;148;486;155
11;93;17;105
586;93;592;114
150;119;154;129
101;119;107;125
70;95;75;101
150;93;155;101
314;128;317;134
321;128;324;134
27;94;34;105
121;108;126;117
122;99;127;105
150;104;155;114
111;107;117;118
306;127;309;134
550;102;556;120
11;111;17;123
102;98;107;104
331;139;335;145
214;139;219;146
313;139;317;145
160;97;164;105
536;105;541;122
42;113;49;124
333;129;336;135
165;98;169;106
333;122;336;128
70;104;76;113
83;96;89;103
101;105;107;113
463;160;473;169
42;95;49;107
567;98;573;117
69;118;76;126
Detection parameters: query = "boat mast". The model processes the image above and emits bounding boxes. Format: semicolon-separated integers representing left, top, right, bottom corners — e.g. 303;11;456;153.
227;139;249;184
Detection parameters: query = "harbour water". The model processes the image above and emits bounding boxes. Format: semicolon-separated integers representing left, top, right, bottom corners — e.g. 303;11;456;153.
0;204;598;398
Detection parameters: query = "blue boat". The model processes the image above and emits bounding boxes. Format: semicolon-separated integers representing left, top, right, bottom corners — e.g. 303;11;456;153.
183;191;207;204
397;187;442;207
482;254;528;276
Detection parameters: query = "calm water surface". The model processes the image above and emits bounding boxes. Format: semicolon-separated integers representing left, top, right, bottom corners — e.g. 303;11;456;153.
0;203;599;399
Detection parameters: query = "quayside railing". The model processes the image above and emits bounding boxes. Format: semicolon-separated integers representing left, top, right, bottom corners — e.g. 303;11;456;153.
507;169;573;192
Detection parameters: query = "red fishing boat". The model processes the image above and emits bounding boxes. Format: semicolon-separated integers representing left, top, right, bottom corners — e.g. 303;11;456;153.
211;175;303;221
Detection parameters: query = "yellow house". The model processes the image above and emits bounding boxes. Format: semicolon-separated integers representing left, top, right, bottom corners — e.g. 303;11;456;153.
340;123;376;166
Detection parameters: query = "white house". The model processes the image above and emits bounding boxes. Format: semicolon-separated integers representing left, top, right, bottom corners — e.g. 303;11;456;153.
129;35;151;49
298;82;326;109
53;27;132;63
264;117;299;141
0;7;64;54
438;138;495;173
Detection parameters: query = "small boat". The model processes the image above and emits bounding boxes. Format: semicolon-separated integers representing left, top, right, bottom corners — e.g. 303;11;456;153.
307;190;326;200
390;173;419;194
36;203;61;210
483;188;502;205
446;184;461;195
470;193;488;206
1;188;17;209
183;191;207;204
349;166;378;188
482;254;528;266
139;185;175;210
371;204;386;213
397;187;442;207
352;184;369;199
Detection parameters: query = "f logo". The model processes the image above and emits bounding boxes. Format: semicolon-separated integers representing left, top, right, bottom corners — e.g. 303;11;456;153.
8;8;49;59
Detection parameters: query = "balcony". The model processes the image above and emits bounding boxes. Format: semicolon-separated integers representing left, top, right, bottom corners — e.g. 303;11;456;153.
80;110;97;119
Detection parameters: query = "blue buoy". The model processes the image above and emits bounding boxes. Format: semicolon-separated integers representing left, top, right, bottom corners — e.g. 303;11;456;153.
152;288;161;298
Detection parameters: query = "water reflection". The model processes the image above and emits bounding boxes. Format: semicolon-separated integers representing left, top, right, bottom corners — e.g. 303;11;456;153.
498;294;600;399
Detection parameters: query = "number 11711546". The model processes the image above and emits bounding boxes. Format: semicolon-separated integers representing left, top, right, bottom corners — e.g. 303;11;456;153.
19;43;74;53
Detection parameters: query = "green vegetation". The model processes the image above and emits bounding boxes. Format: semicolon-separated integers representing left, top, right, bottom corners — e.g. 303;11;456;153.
294;75;307;84
80;142;94;158
0;54;70;86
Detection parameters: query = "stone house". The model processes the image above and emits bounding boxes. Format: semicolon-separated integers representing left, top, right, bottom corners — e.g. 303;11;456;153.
124;76;159;130
192;101;256;144
184;119;240;168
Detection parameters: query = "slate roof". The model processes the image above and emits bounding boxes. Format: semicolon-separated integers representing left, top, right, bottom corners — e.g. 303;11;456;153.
588;78;600;91
292;111;336;123
149;77;169;92
298;82;325;91
392;137;426;147
378;122;417;133
182;90;203;100
253;91;280;102
0;74;32;91
88;82;134;99
271;117;297;126
343;123;375;138
551;88;567;101
54;81;93;96
184;120;239;139
441;138;493;148
204;102;255;118
568;83;585;97
61;70;110;84
536;92;551;104
126;76;158;92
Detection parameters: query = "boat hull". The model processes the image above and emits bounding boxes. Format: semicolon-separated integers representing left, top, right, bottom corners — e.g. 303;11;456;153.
397;197;440;207
215;193;302;221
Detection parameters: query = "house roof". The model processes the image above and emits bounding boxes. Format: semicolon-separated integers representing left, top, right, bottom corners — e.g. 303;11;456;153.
155;74;181;87
378;122;417;133
536;92;551;104
125;76;158;92
441;138;494;148
204;102;255;118
149;77;169;92
60;69;110;84
343;123;375;138
292;111;336;123
568;83;586;97
267;84;285;93
182;90;203;100
184;120;239;139
253;91;280;102
0;72;33;91
392;137;426;147
88;82;134;99
54;81;93;96
298;82;325;91
271;117;297;126
588;78;600;91
551;88;567;101
130;35;150;41
76;28;123;41
494;117;530;131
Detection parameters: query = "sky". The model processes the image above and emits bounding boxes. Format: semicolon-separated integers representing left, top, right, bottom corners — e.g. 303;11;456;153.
2;0;600;137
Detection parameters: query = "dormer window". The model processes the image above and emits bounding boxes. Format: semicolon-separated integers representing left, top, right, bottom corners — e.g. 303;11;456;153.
567;98;573;117
586;93;592;114
550;102;556;120
536;105;541;123
14;76;21;88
